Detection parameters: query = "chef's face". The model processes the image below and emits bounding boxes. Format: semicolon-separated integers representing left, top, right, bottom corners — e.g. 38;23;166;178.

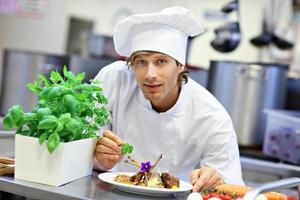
131;51;184;111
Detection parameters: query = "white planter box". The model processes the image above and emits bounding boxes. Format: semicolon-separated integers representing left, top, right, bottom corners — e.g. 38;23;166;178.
15;134;97;186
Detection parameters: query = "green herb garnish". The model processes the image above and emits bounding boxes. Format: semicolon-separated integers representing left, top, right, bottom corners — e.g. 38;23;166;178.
3;66;109;153
121;143;134;154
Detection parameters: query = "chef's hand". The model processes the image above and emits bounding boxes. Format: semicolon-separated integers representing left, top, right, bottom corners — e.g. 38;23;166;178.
189;167;223;192
94;130;125;171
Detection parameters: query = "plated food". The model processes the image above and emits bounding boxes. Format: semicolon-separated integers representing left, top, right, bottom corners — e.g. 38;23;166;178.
113;154;180;189
98;172;193;196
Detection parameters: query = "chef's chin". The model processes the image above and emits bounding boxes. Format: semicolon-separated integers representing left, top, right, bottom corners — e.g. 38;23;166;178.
142;92;161;102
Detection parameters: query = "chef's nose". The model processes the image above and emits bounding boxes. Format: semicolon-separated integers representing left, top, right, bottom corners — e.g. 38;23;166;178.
145;63;158;79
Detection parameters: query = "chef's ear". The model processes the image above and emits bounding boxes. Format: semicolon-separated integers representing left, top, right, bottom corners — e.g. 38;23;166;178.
178;64;185;73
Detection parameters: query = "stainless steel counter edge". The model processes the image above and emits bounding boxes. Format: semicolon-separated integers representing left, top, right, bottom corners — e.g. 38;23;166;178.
240;157;300;177
0;130;15;137
1;157;300;200
0;175;93;200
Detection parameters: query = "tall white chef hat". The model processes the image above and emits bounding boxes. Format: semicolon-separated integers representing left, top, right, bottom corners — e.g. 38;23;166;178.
113;6;204;65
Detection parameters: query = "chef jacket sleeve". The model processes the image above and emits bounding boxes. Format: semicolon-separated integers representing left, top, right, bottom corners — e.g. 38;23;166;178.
200;115;244;185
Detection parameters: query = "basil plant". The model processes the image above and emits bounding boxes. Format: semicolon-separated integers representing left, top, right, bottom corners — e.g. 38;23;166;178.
3;66;109;153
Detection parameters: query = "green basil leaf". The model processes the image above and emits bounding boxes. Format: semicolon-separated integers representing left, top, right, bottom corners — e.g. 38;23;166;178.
59;130;71;137
54;122;63;133
65;118;82;133
39;87;51;100
58;113;71;124
38;74;50;87
48;86;62;99
65;72;76;82
39;132;48;145
62;94;78;113
63;65;68;78
47;133;60;153
60;86;74;95
38;115;58;129
23;113;37;121
9;105;24;123
50;71;64;84
26;83;42;94
76;72;85;82
37;107;52;120
3;114;14;129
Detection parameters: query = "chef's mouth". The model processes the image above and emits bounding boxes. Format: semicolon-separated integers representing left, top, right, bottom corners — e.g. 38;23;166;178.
144;83;162;88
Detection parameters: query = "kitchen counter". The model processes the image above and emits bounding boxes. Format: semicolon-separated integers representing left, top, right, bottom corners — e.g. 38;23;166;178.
1;156;300;200
239;147;300;185
0;171;189;200
0;130;15;158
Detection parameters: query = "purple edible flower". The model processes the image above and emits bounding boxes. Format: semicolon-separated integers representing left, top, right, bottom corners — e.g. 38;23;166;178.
140;161;152;172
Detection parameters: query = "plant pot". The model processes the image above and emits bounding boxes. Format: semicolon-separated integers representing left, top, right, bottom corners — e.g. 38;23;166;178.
14;134;97;186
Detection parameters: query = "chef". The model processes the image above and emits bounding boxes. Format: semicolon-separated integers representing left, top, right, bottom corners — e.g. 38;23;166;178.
93;6;244;192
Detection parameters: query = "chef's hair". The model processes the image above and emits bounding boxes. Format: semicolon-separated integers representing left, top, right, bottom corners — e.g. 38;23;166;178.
126;51;189;84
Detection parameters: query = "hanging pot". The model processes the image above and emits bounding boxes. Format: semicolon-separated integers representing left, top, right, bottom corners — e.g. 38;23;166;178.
211;22;241;53
221;0;238;13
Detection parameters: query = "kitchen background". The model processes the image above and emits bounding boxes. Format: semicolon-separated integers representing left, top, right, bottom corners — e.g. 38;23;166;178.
1;0;300;189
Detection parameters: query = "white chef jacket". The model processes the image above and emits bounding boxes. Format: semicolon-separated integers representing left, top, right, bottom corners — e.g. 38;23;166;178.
94;61;244;184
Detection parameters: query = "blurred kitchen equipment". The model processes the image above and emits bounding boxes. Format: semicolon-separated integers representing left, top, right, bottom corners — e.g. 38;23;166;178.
263;109;300;164
211;0;241;53
250;0;294;50
69;55;117;83
243;177;300;200
89;34;119;58
0;131;15;158
207;61;289;147
0;115;15;157
82;33;119;58
250;21;273;47
186;65;208;88
0;49;69;115
221;0;238;13
79;32;119;59
285;78;300;110
211;22;241;53
66;17;94;55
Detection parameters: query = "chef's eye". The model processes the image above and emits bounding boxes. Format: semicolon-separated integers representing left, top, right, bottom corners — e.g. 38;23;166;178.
134;59;147;67
156;59;167;65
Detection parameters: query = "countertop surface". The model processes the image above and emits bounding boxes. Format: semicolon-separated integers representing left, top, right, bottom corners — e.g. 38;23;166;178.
0;171;189;200
1;156;300;200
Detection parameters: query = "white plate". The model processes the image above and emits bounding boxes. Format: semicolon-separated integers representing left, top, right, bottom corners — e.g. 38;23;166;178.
98;172;193;196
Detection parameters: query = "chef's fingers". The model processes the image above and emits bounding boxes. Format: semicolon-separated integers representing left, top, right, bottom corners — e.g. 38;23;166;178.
203;171;223;189
102;130;125;146
192;167;214;192
193;178;205;192
190;169;201;185
99;153;122;161
94;153;123;171
98;135;122;153
96;144;120;155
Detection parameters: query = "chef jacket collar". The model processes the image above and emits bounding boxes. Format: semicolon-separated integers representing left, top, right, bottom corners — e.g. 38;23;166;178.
137;84;186;115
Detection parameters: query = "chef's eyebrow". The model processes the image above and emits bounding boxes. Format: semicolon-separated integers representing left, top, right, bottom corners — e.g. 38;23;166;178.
153;55;169;59
133;53;170;61
133;55;144;60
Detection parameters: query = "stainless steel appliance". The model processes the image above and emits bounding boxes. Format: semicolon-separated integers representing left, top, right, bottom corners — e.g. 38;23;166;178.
207;61;289;147
187;66;208;88
285;78;300;110
69;55;116;83
0;49;69;115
